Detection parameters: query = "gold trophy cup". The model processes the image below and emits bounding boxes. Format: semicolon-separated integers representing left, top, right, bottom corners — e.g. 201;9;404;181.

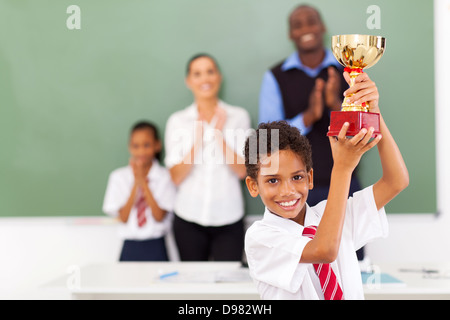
327;34;386;137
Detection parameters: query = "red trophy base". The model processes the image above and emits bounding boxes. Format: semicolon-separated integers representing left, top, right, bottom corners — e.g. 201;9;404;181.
327;111;380;137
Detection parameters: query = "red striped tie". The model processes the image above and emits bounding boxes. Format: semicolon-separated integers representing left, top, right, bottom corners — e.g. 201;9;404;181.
302;226;344;300
136;180;149;227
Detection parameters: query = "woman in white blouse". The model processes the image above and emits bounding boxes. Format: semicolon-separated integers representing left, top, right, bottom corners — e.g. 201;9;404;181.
164;54;251;261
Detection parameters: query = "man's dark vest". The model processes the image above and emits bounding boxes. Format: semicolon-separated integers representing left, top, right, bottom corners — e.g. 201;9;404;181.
270;61;349;186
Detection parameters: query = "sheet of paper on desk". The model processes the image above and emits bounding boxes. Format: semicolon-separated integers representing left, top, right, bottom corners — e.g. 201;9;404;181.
215;269;253;282
157;268;252;283
361;272;405;287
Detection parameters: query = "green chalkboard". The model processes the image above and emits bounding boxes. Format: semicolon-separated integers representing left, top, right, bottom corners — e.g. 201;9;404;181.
0;0;435;216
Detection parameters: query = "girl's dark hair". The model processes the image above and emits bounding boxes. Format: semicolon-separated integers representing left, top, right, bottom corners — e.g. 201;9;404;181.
130;120;161;161
244;121;313;180
186;53;220;75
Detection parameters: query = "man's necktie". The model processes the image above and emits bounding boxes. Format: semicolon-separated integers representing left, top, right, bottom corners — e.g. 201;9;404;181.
302;226;344;300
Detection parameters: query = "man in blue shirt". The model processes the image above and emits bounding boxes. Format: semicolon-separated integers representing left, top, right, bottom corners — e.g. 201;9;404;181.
259;49;342;136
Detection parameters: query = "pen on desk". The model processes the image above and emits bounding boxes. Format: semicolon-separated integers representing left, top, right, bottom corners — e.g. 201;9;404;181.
398;268;439;274
159;271;179;280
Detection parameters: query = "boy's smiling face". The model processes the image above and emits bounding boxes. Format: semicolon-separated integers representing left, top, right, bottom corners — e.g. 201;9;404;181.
246;149;314;225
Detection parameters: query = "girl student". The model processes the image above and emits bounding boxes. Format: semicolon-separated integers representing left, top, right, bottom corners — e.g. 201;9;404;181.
103;121;176;261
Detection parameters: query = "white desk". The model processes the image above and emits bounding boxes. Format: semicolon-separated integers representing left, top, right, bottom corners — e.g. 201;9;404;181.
43;262;450;300
363;263;450;300
44;262;259;300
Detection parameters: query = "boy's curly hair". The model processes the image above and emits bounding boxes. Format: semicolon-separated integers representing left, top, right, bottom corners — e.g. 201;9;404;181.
244;121;313;180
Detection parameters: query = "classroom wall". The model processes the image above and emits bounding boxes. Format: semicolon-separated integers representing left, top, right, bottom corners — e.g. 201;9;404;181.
0;217;120;299
366;0;450;267
0;0;436;216
0;0;448;299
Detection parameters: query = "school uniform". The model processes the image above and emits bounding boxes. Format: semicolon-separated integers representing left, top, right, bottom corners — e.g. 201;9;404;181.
102;159;176;261
164;100;251;261
244;185;388;300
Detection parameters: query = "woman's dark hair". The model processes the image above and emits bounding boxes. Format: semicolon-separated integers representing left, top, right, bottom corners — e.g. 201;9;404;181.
244;121;313;180
130;120;161;161
186;53;220;75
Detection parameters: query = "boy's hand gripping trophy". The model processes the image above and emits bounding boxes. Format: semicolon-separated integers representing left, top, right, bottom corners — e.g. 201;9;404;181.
327;34;386;137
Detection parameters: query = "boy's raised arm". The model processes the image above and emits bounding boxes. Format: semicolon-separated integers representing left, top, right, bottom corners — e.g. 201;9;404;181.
343;72;409;210
371;114;409;210
301;124;381;264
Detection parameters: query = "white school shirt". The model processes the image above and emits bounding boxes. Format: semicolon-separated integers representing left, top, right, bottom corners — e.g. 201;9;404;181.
245;185;388;300
102;160;176;240
164;101;251;226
